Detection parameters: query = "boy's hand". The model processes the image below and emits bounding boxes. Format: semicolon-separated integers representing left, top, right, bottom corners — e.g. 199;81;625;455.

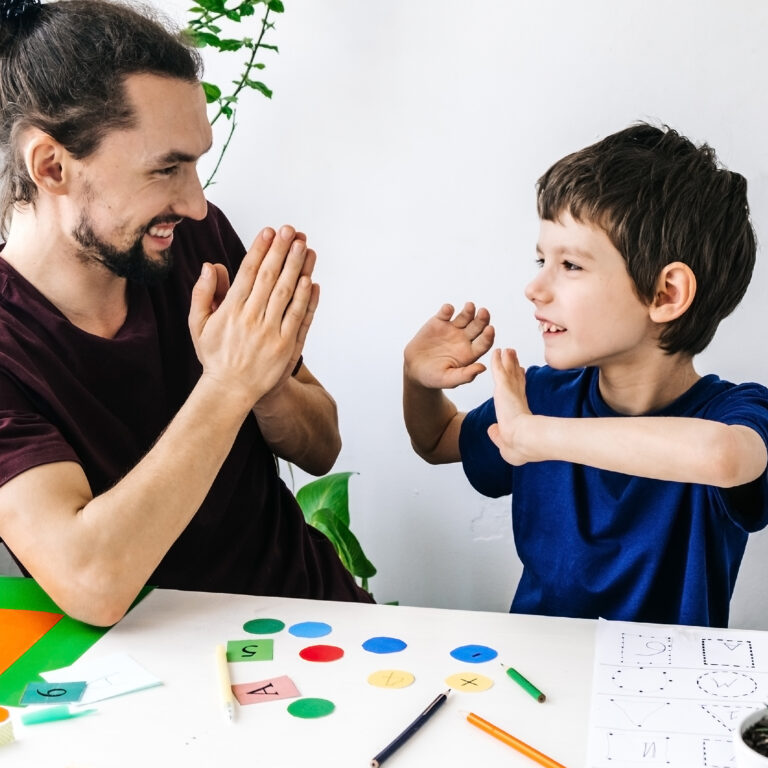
404;302;495;389
488;348;536;465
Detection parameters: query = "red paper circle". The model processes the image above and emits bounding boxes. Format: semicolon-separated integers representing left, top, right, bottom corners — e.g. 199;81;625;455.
299;644;344;662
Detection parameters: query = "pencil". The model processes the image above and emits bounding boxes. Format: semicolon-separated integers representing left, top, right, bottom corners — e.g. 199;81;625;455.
370;689;450;767
504;663;546;702
464;711;567;768
215;643;235;723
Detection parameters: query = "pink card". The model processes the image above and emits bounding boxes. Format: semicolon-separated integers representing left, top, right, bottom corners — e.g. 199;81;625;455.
232;675;300;705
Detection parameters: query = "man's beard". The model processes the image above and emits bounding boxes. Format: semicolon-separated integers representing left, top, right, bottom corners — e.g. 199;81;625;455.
72;214;177;285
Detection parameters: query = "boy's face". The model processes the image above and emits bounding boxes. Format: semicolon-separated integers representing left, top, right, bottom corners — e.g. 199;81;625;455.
526;212;658;371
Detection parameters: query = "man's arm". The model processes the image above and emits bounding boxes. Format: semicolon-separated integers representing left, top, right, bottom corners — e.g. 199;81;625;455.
403;302;494;464
252;363;341;476
488;348;768;487
0;226;316;626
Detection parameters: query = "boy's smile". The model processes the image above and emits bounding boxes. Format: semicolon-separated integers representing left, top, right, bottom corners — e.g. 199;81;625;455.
527;212;658;374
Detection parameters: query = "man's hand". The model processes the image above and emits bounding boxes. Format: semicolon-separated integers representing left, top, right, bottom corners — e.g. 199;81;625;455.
188;225;319;410
487;348;535;466
404;302;495;390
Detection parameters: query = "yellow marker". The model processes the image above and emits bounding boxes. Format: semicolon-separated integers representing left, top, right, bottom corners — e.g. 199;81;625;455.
215;644;236;722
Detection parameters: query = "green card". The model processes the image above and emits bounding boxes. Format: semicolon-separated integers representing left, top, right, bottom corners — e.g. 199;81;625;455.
227;639;274;662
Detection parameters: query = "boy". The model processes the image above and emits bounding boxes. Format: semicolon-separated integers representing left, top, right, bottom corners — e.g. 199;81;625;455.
403;123;768;627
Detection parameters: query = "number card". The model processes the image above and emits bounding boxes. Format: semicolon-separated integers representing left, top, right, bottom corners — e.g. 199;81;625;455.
226;639;274;662
21;681;87;705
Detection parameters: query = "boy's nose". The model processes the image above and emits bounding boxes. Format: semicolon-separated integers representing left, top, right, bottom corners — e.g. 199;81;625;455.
525;272;550;303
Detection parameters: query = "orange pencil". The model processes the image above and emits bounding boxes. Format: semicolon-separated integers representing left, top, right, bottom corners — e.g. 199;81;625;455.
464;711;568;768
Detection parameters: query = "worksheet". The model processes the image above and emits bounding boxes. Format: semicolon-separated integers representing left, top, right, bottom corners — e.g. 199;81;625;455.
586;619;768;767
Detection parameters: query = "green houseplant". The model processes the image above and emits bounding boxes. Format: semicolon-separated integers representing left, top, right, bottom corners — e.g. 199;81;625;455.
296;472;376;593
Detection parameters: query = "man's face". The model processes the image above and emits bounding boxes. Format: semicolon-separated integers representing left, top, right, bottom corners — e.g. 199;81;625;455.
525;212;657;372
68;73;212;283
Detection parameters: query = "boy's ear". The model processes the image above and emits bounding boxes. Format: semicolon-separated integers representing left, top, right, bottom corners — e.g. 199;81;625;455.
22;128;71;195
649;261;697;323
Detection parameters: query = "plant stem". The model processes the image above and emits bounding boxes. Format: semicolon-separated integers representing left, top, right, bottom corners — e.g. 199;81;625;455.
210;6;273;127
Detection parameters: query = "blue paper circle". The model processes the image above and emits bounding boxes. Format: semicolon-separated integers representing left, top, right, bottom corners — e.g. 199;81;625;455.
449;644;498;663
362;636;408;654
288;621;332;638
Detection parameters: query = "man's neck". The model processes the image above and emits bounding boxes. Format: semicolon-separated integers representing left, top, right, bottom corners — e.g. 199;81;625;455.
2;208;130;339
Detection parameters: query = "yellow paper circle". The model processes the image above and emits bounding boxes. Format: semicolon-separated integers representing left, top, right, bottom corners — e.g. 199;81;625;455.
445;671;494;692
367;670;416;689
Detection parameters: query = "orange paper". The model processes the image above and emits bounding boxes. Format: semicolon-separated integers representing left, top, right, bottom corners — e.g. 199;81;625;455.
0;608;63;676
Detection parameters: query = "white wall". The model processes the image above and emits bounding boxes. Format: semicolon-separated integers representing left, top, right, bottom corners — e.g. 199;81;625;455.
157;0;768;626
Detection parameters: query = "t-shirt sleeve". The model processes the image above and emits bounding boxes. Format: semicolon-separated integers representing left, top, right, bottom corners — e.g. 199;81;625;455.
706;382;768;532
459;397;513;498
0;373;79;486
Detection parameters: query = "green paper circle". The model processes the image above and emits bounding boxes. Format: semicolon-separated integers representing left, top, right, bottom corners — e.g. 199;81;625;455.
287;698;335;719
243;618;285;634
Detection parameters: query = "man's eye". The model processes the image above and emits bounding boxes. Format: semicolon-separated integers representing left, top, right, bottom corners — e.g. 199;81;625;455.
156;166;179;176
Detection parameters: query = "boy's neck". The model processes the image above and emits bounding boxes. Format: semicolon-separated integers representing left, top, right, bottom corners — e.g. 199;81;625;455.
597;354;700;416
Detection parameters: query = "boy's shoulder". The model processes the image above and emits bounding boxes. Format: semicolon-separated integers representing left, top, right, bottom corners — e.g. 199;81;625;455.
524;366;768;422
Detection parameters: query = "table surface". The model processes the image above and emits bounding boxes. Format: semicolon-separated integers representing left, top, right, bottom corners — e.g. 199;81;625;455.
1;588;596;768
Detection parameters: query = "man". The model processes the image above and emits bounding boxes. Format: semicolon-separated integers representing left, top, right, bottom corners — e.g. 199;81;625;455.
0;0;370;626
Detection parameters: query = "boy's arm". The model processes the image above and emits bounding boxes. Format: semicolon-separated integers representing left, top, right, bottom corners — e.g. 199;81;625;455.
488;349;768;487
403;303;494;464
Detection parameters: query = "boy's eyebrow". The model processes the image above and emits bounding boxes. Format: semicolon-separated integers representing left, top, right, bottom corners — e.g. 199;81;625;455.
536;243;596;261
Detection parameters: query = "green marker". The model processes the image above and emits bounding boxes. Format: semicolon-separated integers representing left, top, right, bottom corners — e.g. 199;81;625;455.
504;665;546;702
21;705;97;726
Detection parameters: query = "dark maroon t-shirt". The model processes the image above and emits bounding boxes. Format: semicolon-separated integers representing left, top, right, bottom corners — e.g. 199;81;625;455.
0;203;371;603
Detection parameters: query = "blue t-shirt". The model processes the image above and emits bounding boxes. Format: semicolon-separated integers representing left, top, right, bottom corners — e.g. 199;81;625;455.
459;366;768;627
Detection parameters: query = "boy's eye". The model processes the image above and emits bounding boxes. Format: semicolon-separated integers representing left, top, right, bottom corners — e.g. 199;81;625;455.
534;257;544;268
563;260;581;271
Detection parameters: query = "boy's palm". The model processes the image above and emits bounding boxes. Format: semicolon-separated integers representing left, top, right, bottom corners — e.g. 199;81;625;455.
405;303;495;389
488;348;533;465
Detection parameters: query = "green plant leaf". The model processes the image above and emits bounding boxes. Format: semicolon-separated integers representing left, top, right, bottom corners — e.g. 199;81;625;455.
245;80;273;98
195;0;226;11
240;3;256;15
187;30;220;48
202;81;222;102
309;508;377;579
268;0;285;12
296;471;356;528
217;38;245;51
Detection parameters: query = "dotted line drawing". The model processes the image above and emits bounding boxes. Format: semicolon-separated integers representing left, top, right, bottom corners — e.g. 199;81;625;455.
702;637;755;669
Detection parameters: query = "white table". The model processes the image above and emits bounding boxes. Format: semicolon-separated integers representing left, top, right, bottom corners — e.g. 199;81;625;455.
2;589;595;767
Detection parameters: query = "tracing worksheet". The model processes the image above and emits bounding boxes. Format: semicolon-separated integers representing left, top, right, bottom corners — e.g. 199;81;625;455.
586;618;768;767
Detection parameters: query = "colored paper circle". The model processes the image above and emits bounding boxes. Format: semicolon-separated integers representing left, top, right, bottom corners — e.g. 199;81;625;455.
362;636;407;654
289;621;332;638
445;672;494;692
367;670;415;689
243;618;285;634
299;644;344;662
449;644;498;663
287;698;335;719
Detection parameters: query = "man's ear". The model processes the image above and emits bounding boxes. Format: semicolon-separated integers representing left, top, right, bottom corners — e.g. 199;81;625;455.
23;128;71;195
649;261;697;323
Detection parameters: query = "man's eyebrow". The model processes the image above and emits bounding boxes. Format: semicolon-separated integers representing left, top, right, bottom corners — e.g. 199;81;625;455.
150;142;214;166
